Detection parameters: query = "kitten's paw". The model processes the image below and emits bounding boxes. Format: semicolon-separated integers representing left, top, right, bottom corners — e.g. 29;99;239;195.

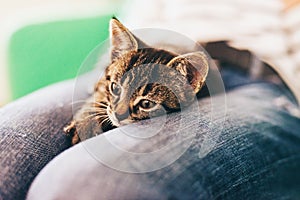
64;121;81;145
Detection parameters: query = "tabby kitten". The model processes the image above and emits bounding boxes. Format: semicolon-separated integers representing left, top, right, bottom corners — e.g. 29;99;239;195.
64;18;209;145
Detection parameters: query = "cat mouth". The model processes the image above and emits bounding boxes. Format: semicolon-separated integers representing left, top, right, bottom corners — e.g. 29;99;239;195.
107;108;121;127
107;108;135;127
101;118;116;132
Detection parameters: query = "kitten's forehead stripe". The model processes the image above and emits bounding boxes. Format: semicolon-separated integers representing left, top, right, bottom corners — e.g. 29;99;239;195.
141;83;153;96
120;70;133;85
125;48;176;73
116;48;177;97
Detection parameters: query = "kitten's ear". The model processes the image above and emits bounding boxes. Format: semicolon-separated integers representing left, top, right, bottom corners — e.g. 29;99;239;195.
110;18;138;61
167;52;209;93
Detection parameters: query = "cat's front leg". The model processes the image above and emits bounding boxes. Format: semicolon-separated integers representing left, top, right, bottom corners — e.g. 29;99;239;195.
64;121;81;145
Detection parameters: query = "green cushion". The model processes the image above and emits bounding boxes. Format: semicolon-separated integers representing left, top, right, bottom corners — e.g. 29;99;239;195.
8;15;111;99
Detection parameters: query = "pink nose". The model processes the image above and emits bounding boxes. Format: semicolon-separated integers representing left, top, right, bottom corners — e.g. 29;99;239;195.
115;105;129;121
115;112;129;121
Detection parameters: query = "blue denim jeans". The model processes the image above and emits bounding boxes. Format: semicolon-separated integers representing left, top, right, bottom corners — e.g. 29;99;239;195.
1;67;300;200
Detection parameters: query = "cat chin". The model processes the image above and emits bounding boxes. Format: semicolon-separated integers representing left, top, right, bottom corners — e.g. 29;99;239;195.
108;117;133;127
119;119;135;126
107;108;134;127
106;108;120;127
108;115;120;127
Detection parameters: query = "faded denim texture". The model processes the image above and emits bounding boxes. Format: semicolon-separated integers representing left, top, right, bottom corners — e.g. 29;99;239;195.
1;68;300;200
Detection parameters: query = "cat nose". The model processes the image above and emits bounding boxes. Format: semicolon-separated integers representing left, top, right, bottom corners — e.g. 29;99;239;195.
114;105;129;121
114;98;130;121
115;111;129;121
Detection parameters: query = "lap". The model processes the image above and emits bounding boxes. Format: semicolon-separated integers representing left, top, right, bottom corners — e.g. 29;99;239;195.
26;82;300;199
0;79;86;200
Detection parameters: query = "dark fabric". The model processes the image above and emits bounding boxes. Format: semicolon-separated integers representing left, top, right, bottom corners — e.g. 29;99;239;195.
0;79;89;200
0;67;300;199
26;82;300;199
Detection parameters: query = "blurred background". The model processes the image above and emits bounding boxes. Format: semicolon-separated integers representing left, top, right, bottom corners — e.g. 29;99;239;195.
0;0;299;106
0;0;124;106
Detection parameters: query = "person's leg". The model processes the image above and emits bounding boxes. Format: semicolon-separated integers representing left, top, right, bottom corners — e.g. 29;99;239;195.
0;79;87;200
27;81;300;199
0;63;102;200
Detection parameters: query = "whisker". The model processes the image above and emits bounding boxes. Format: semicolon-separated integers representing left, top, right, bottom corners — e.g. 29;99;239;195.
90;106;107;110
96;115;110;120
81;109;107;114
92;101;109;108
83;113;102;120
94;101;108;105
82;112;107;118
81;106;107;112
100;117;110;125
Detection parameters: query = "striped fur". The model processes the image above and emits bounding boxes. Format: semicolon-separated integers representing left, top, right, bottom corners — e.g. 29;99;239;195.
64;18;209;145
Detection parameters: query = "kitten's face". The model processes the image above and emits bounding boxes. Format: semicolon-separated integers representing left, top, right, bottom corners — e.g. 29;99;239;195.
97;18;209;128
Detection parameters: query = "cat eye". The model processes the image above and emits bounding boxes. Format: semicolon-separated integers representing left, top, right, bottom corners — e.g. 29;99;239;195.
139;99;156;110
110;82;121;96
